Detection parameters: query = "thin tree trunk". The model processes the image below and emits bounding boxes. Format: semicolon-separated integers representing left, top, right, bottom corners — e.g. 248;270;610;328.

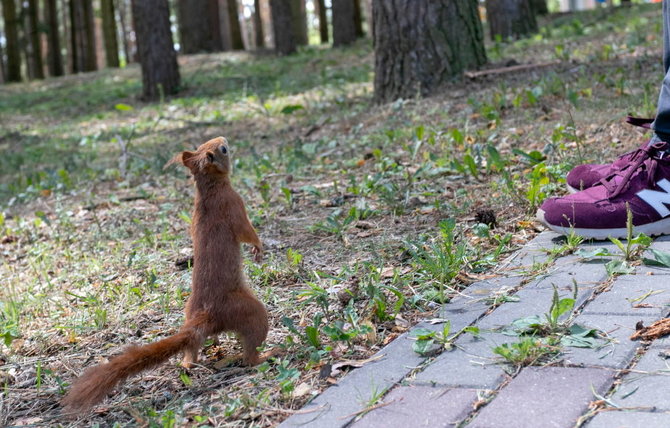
117;0;132;63
227;0;244;50
373;0;486;103
70;0;97;72
44;0;64;76
270;0;295;54
485;0;537;40
101;0;120;67
332;0;356;47
253;0;265;48
353;0;363;38
0;38;5;82
315;0;328;43
178;0;224;53
26;0;45;79
83;0;96;70
289;0;307;46
208;0;224;51
2;0;21;81
131;0;180;100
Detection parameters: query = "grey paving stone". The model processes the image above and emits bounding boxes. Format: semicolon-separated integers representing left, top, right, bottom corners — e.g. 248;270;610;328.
469;367;614;428
435;276;523;333
477;286;594;331
351;386;477;428
610;347;670;411
563;314;650;369
278;330;425;428
412;333;512;389
525;256;609;291
581;274;670;317
501;231;560;270
585;411;670;428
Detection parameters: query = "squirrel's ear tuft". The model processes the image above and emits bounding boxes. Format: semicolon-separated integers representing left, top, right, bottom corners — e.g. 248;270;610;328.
164;151;197;171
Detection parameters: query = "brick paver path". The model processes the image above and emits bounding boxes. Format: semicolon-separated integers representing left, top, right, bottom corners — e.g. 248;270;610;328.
279;232;670;428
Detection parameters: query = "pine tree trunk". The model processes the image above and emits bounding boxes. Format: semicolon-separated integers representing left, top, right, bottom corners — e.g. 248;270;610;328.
117;0;133;63
0;40;5;83
2;0;21;81
178;0;223;54
485;0;537;41
70;0;97;72
44;0;64;76
227;0;244;50
332;0;356;47
26;0;44;79
253;0;265;48
353;0;363;38
530;0;548;15
270;0;296;55
132;0;179;100
289;0;307;46
373;0;486;103
211;0;224;51
101;0;119;67
315;0;328;43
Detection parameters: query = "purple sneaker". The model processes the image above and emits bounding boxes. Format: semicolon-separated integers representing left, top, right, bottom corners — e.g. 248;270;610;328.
565;116;653;193
538;140;670;240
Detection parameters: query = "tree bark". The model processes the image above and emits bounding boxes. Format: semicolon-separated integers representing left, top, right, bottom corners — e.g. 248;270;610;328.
2;0;21;82
530;0;548;15
270;0;296;55
177;0;224;54
117;0;133;63
315;0;328;43
332;0;356;47
131;0;180;100
26;0;45;79
373;0;486;103
70;0;97;72
253;0;265;48
289;0;307;46
101;0;120;67
227;0;244;50
353;0;364;37
485;0;537;41
44;0;64;76
0;38;5;83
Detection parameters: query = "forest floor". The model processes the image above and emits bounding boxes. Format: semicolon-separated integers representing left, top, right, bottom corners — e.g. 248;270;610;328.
0;4;665;427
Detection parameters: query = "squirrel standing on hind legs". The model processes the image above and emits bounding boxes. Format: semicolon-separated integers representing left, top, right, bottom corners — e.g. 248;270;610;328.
61;137;269;412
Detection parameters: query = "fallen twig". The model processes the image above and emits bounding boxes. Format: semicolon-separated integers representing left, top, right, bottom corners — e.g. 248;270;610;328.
464;60;561;79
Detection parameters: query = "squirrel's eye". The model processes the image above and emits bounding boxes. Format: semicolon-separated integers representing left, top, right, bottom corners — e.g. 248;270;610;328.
220;146;228;155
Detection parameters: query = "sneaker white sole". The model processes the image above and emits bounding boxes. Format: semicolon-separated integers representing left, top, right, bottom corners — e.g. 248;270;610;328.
537;208;670;240
566;184;579;194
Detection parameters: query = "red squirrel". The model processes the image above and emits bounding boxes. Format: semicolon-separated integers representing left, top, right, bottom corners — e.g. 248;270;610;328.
62;137;269;412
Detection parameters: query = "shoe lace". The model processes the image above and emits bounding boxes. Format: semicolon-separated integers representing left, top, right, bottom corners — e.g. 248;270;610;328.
601;141;668;199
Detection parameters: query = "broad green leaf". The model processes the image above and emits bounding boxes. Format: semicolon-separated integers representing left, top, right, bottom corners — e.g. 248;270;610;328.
412;338;436;355
554;298;575;318
305;326;320;348
575;247;611;259
115;103;134;111
647;248;670;268
605;259;634;276
280;104;304;114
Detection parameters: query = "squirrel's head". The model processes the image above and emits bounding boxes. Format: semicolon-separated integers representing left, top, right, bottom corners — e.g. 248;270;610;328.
167;137;231;177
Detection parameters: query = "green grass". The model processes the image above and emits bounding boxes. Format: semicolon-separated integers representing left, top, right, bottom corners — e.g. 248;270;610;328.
0;4;665;426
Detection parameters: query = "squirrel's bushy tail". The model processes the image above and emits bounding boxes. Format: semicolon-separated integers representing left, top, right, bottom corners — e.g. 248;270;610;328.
61;312;210;412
